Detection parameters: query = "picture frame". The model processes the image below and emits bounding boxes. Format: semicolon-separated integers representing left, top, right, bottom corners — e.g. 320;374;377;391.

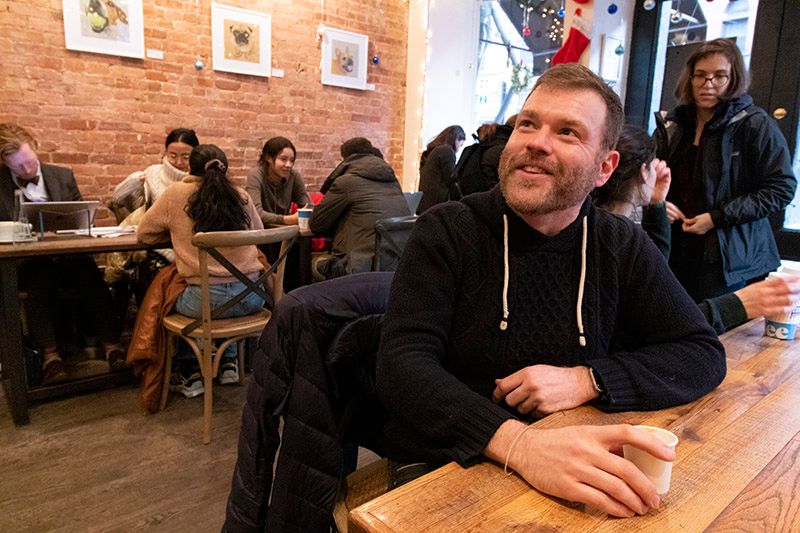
320;27;369;90
62;0;144;59
211;3;272;78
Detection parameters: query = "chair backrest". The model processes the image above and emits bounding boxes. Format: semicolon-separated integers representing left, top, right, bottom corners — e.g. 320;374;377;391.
403;191;423;214
372;215;417;272
182;225;299;337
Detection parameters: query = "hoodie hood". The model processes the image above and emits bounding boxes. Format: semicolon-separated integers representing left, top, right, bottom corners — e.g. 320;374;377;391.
340;153;398;183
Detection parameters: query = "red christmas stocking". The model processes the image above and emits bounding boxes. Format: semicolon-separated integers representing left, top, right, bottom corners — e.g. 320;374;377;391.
551;13;590;66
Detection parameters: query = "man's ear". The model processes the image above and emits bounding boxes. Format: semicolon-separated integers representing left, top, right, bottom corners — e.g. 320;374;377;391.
639;163;648;183
594;149;620;188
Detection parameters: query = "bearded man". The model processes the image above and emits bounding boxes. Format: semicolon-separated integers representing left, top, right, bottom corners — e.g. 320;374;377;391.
377;64;725;517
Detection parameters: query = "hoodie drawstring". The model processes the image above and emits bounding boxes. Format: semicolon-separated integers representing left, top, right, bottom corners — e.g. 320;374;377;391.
499;214;509;331
576;216;587;347
499;214;588;350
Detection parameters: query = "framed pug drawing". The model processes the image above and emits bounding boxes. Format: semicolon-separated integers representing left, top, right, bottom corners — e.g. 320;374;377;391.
211;3;271;77
62;0;145;59
321;27;368;90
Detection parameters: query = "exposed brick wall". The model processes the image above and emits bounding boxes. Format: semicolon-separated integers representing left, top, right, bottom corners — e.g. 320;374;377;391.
0;0;409;223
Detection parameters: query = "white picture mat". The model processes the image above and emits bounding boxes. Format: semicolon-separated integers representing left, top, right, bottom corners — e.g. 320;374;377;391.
62;0;144;59
320;26;368;90
211;3;272;78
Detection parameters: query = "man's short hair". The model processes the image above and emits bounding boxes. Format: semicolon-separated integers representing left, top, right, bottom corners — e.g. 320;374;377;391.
674;38;748;105
0;124;37;165
340;137;374;159
528;64;623;151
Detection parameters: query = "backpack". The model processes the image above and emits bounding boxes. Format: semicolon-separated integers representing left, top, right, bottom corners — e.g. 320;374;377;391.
447;142;487;200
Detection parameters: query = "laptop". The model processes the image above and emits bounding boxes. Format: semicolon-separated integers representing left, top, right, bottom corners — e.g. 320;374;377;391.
21;200;101;233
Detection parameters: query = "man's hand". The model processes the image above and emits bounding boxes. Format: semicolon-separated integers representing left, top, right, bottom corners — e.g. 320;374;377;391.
665;201;685;223
682;212;714;235
735;275;800;320
492;365;598;415
649;158;671;205
283;212;299;225
484;421;672;517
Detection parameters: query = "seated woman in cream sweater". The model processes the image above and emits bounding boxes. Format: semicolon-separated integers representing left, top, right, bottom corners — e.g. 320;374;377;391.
137;144;264;398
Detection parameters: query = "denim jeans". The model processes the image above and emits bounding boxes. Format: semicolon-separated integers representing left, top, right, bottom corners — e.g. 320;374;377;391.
176;281;265;318
174;281;265;362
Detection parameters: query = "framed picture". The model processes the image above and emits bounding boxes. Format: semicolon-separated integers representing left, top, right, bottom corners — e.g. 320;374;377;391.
62;0;144;59
320;27;368;90
211;3;271;78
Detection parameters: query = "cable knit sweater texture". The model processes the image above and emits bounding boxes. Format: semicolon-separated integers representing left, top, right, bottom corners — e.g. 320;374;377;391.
136;176;264;285
377;187;726;466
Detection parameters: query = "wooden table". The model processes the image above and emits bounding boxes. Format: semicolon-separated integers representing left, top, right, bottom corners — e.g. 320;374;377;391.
351;319;800;531
0;233;155;425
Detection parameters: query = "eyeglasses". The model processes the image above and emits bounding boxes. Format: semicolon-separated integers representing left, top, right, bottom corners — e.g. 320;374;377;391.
691;73;730;87
166;152;190;162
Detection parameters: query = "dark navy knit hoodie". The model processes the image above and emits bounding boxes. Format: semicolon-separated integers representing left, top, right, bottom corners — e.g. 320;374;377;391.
377;186;726;466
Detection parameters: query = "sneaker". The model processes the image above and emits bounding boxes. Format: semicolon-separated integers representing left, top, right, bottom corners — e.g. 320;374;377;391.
218;360;239;385
41;357;69;386
169;371;204;398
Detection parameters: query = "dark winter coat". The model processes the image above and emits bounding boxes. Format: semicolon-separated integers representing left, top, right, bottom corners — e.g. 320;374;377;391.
224;272;394;533
654;94;796;285
310;154;409;275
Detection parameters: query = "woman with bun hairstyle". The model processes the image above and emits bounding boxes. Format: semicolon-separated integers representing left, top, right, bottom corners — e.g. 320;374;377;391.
137;144;265;398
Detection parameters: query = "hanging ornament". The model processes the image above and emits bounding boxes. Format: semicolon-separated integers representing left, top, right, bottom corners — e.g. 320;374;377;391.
615;44;625;56
519;0;535;36
671;10;683;23
643;0;656;11
557;7;565;18
372;56;380;64
608;3;619;14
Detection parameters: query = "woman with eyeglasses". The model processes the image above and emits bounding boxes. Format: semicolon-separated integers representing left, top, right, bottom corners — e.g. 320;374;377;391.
654;38;795;302
107;128;200;302
112;128;200;215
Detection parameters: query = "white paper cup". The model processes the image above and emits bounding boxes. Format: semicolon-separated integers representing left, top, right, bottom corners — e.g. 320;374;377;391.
764;271;800;340
623;425;678;495
297;208;313;231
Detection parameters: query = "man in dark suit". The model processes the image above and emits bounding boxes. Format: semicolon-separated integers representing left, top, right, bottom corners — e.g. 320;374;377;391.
0;123;125;385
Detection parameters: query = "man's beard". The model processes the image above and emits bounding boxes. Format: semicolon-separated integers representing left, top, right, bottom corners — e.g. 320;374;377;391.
498;151;599;217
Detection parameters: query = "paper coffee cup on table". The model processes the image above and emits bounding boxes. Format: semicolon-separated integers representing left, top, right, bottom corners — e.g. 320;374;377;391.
764;271;800;340
297;208;313;231
623;425;678;495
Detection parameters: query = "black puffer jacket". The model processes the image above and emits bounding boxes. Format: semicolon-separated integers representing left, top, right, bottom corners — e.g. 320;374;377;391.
654;94;796;285
223;272;393;533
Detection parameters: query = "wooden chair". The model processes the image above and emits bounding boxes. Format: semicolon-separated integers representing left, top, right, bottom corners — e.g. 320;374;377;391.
160;226;298;443
371;215;417;272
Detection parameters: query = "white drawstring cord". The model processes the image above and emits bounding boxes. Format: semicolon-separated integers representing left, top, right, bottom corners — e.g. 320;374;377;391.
576;215;587;347
500;214;509;331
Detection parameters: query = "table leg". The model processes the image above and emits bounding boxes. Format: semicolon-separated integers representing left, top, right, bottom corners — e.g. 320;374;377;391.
297;235;312;287
0;258;29;425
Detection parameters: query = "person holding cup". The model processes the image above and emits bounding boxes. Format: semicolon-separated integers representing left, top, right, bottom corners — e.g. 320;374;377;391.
377;65;725;518
245;136;311;227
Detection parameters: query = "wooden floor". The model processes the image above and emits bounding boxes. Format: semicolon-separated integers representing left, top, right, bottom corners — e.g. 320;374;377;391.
0;378;249;532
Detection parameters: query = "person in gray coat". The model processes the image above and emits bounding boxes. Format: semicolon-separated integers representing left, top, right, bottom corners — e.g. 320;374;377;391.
310;138;410;279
